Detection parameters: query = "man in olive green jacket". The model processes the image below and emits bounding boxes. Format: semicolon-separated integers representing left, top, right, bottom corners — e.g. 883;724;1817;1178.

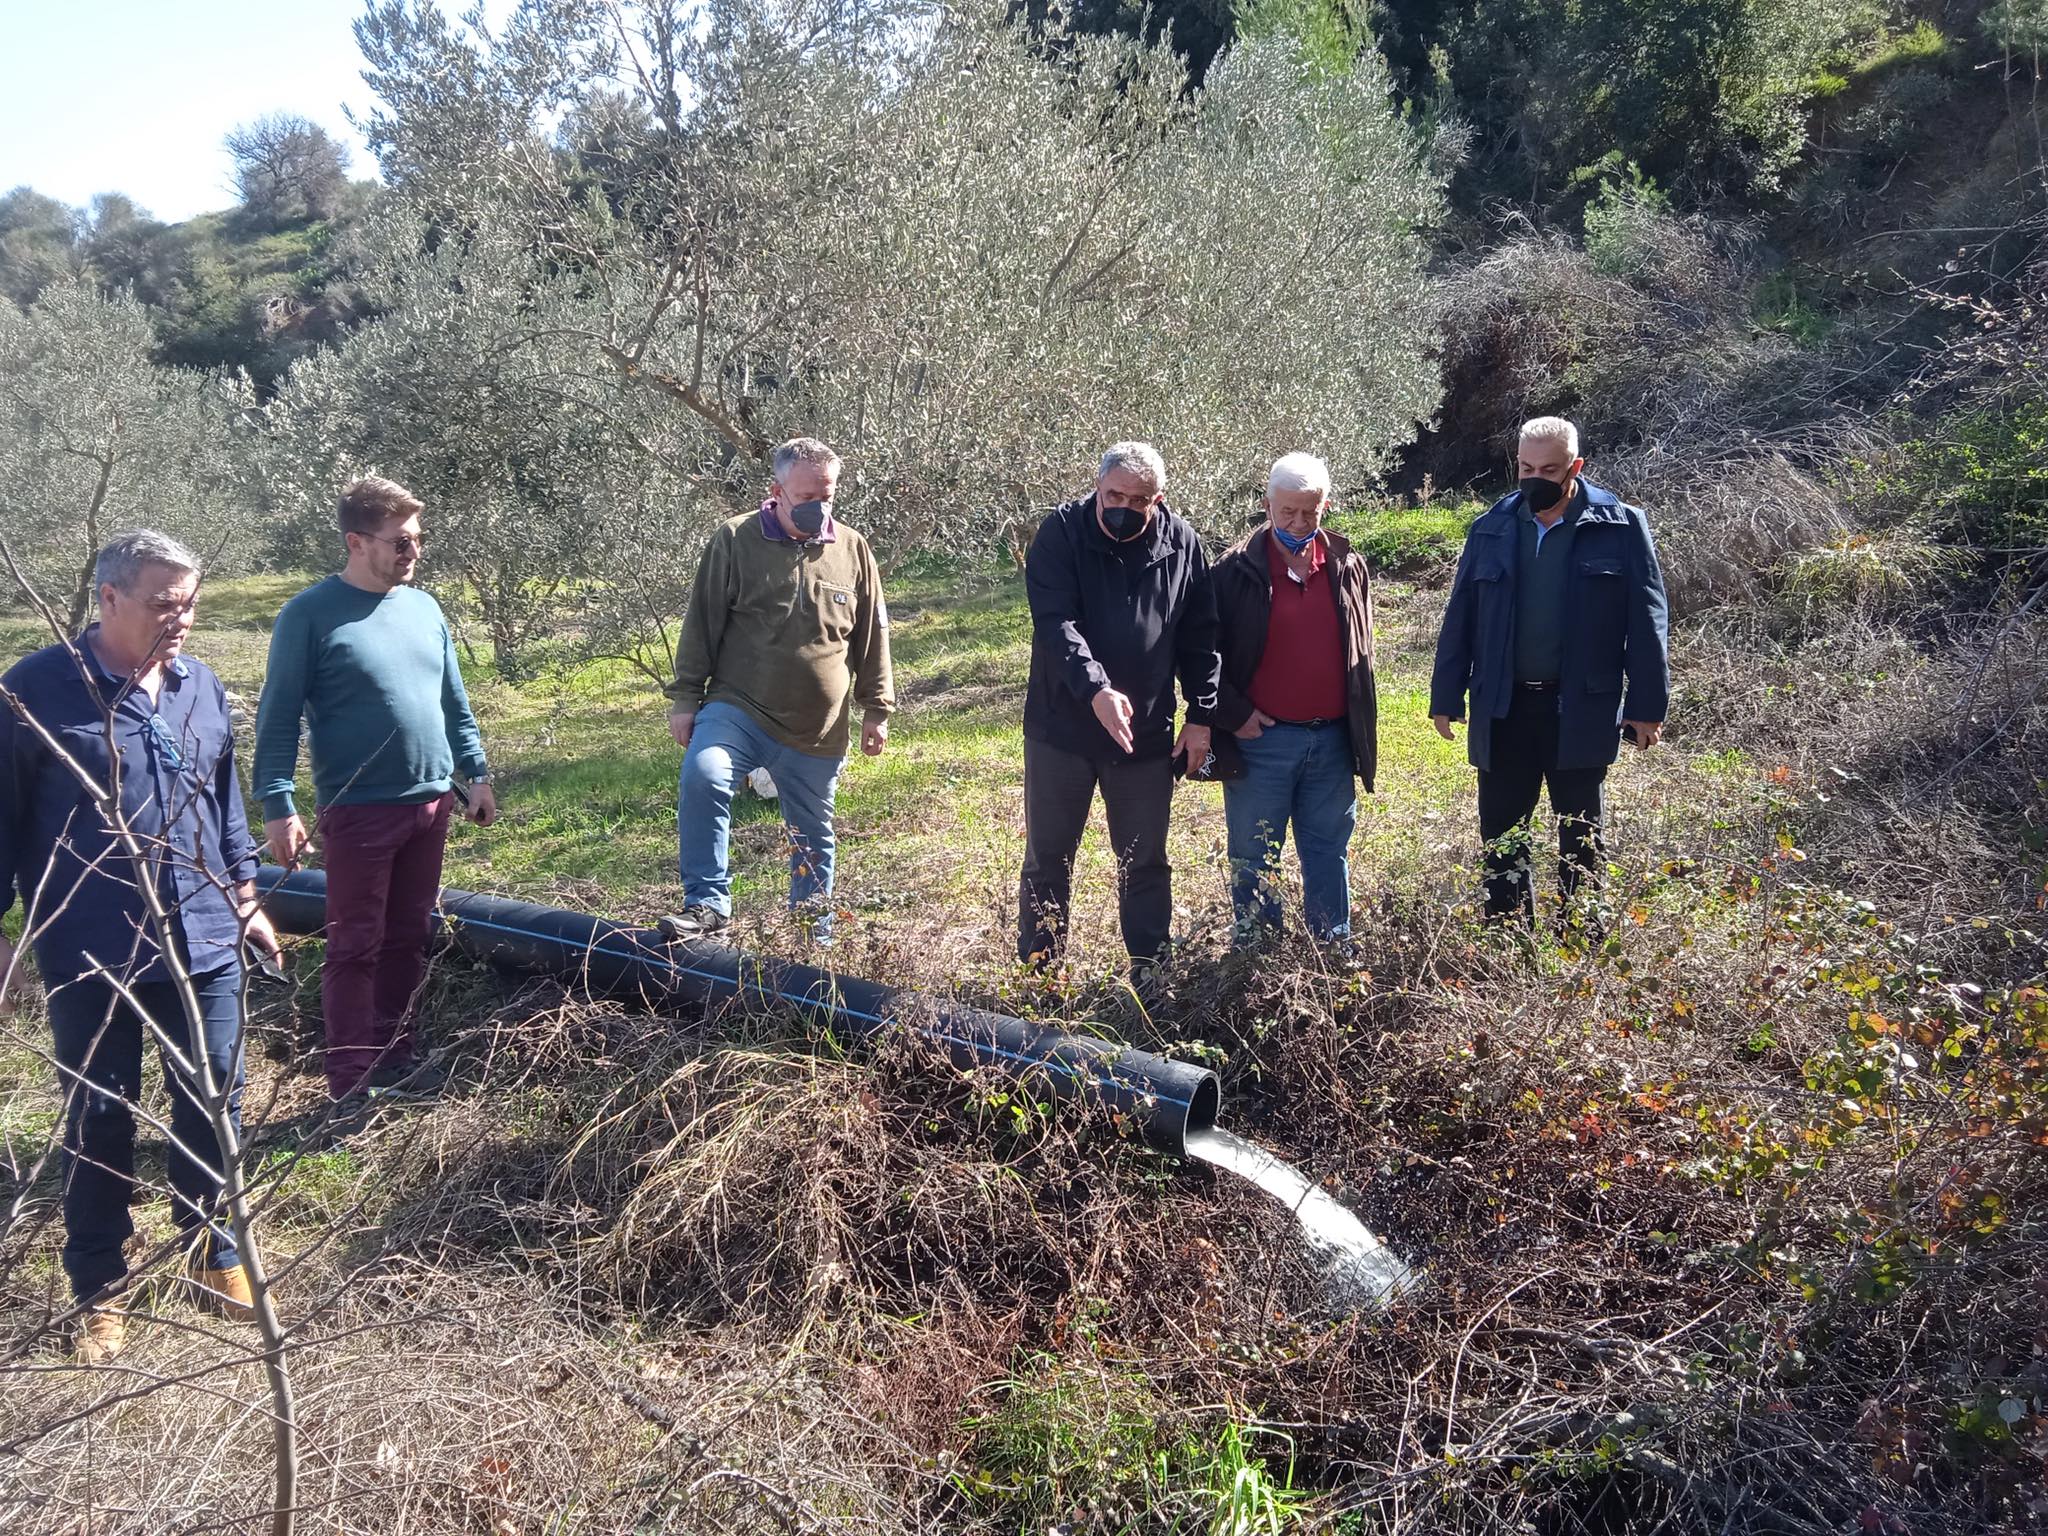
664;437;894;941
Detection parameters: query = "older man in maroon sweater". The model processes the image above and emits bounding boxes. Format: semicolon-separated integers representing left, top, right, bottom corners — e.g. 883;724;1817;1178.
1207;452;1378;942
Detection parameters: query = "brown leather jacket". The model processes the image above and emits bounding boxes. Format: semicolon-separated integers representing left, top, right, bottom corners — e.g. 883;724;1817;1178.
1210;524;1378;790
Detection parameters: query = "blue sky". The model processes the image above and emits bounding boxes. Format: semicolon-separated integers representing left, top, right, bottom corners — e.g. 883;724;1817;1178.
0;1;509;224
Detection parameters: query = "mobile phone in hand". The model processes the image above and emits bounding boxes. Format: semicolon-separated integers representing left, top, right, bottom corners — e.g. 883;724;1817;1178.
244;943;290;988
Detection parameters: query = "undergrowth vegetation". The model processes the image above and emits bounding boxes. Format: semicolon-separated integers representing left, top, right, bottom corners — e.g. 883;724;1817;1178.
3;552;2042;1532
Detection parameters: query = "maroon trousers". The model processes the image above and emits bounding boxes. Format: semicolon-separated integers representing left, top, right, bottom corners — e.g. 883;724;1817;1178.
317;795;453;1095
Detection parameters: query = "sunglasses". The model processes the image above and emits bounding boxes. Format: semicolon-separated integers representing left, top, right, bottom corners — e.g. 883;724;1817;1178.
360;531;426;554
148;713;185;772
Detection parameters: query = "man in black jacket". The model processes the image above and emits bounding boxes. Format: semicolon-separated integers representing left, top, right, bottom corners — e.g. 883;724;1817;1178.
1429;417;1670;925
1020;442;1220;974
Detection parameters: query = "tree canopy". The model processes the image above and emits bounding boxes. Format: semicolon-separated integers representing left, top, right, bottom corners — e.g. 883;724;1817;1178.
311;0;1443;667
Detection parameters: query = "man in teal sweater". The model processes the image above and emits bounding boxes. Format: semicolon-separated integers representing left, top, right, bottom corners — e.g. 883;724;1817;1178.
253;476;498;1098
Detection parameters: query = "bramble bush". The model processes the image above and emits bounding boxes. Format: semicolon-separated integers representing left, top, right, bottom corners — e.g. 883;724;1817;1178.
1904;400;2048;560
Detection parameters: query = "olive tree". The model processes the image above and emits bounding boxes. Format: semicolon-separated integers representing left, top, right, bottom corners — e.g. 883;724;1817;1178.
328;0;1441;665
0;283;252;628
225;114;353;227
264;206;711;675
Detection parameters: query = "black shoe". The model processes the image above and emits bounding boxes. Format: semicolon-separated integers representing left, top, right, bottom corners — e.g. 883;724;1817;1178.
658;906;730;942
364;1058;449;1097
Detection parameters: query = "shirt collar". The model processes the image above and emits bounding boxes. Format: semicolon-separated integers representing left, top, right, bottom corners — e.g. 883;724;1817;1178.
78;623;188;695
1519;484;1587;529
758;500;838;545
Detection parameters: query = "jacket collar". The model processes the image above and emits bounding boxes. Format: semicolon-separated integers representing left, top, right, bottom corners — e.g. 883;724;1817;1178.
1223;522;1358;565
1074;494;1173;563
1484;477;1630;531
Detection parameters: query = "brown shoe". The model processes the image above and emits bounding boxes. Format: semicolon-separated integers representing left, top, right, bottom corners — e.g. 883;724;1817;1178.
190;1261;257;1322
75;1308;126;1364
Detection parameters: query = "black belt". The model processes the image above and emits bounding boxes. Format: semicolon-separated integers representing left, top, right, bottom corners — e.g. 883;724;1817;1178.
1269;715;1341;728
1517;680;1559;693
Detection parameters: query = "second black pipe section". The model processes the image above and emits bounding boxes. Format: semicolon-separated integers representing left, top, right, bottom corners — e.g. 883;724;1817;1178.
254;866;1221;1155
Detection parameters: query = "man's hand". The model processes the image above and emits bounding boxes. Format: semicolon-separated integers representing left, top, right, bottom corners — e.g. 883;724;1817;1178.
242;906;281;960
1431;714;1459;741
467;782;500;826
669;709;696;751
0;932;15;1015
1174;721;1212;765
862;714;889;757
1091;688;1136;754
1233;709;1276;741
1624;719;1665;750
265;813;310;869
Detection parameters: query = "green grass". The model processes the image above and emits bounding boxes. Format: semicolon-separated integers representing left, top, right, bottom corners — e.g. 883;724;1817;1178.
1327;500;1482;576
959;1351;1313;1531
1850;20;1949;81
1753;271;1835;347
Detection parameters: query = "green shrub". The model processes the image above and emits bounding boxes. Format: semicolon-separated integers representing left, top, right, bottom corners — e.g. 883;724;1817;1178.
1327;499;1481;574
1845;65;1953;161
1752;271;1834;346
1579;163;1672;278
1901;401;2048;558
1984;0;2048;52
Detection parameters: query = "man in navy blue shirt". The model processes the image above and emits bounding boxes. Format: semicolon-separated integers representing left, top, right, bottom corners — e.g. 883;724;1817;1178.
0;530;279;1363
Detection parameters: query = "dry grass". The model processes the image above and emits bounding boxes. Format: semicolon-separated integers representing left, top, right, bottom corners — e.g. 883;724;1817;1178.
6;770;2041;1534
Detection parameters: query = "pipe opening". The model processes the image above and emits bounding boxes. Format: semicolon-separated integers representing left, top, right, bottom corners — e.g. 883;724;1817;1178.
1181;1071;1221;1147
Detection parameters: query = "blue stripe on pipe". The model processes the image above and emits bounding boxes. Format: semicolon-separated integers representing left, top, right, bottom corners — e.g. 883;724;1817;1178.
438;908;1194;1111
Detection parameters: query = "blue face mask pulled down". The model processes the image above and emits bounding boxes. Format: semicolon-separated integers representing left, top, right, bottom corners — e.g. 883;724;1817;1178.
1272;524;1316;555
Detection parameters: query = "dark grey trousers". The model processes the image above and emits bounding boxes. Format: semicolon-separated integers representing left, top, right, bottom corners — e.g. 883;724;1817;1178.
1018;737;1174;966
1476;688;1609;921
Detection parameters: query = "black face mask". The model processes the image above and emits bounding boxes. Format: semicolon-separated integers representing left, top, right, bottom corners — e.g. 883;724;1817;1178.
1100;501;1150;542
1518;475;1567;514
786;499;831;538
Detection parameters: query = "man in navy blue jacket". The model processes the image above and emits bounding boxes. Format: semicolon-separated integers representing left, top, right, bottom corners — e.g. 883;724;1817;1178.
1020;442;1220;975
1429;418;1670;924
0;530;280;1362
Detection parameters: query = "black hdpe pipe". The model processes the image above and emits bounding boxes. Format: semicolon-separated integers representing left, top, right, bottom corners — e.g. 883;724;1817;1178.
254;866;1220;1156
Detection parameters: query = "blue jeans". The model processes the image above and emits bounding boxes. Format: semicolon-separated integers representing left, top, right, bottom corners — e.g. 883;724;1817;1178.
47;963;244;1301
679;701;845;933
1221;722;1358;940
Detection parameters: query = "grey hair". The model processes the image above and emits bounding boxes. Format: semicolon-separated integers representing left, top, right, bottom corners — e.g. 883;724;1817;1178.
771;436;842;482
1267;451;1331;498
94;529;199;599
1518;415;1580;458
1098;441;1167;491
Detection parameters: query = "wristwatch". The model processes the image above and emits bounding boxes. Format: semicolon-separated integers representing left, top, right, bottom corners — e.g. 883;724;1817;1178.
470;772;492;785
